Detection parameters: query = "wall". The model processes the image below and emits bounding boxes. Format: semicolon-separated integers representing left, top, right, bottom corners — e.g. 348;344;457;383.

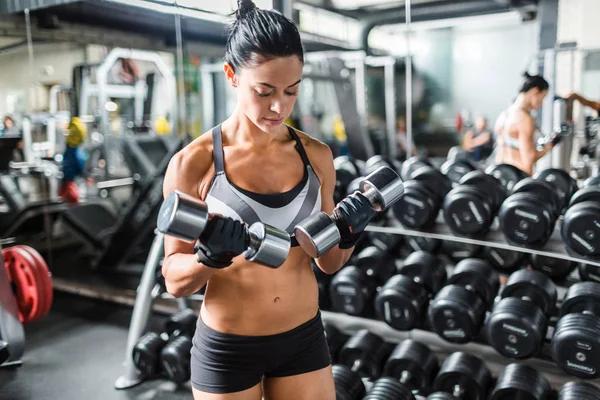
451;21;539;125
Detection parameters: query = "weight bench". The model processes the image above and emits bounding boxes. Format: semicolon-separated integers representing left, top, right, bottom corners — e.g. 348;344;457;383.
0;174;67;239
61;202;118;251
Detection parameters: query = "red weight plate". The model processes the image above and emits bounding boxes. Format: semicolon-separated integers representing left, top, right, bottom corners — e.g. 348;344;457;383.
2;247;40;323
11;246;47;323
14;245;53;319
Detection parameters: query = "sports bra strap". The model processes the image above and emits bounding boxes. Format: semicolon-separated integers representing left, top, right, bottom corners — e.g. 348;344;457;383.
287;126;311;167
212;124;225;173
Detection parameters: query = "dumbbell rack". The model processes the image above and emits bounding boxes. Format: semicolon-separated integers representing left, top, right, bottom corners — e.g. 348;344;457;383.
319;217;600;392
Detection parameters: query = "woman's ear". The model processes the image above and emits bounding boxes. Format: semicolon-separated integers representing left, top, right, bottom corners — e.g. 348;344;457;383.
223;63;238;87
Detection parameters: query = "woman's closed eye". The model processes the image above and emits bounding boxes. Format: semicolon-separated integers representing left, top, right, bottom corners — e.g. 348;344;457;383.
255;90;298;97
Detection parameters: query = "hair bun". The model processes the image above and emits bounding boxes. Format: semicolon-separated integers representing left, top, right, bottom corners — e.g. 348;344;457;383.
523;71;532;79
237;0;257;19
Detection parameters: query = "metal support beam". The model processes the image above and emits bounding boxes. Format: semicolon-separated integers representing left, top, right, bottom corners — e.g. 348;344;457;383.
0;0;80;14
537;0;559;50
273;0;294;19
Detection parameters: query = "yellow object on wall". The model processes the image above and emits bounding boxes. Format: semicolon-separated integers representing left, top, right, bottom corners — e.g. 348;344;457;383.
66;117;87;147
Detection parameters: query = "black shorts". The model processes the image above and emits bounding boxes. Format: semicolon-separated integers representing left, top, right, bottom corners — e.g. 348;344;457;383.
190;311;332;394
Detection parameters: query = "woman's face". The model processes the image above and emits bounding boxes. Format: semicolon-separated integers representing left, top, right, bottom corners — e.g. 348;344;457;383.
226;56;303;133
529;88;548;110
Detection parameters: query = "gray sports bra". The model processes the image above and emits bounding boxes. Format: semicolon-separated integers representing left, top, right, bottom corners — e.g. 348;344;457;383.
204;124;322;247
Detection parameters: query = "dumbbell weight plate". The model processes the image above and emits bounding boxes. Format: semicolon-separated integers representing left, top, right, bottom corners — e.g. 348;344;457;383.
498;193;553;246
512;178;562;218
160;335;193;384
558;381;600;400
460;170;508;210
530;254;576;279
568;186;600;207
486;297;548;359
330;266;375;316
401;157;433;181
485;164;528;192
562;202;600;257
339;330;386;379
411;167;453;204
323;322;345;364
440;159;478;185
398;251;447;294
443;185;493;236
534;168;578;212
332;364;366;400
584;175;600;187
491;363;551;400
404;236;440;253
427;393;456;400
158;190;209;241
132;332;166;378
441;241;481;263
501;269;557;315
355;246;397;286
375;274;429;330
447;259;499;306
165;308;197;338
364;377;416;400
392;181;439;229
579;263;600;283
383;340;438;391
433;352;491;400
552;313;600;378
481;247;525;274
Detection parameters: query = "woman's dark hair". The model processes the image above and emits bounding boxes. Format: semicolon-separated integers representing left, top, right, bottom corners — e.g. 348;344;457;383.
519;72;549;93
224;0;304;72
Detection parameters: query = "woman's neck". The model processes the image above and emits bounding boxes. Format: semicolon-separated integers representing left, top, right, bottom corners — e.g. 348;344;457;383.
224;109;285;148
514;94;531;112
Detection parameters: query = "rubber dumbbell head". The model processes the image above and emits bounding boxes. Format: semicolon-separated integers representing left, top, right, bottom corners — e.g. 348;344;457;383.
132;332;166;378
491;363;551;400
460;170;508;211
334;156;361;203
338;330;389;379
481;247;525;274
375;251;447;330
158;191;291;268
558;381;600;400
401;156;433;181
295;166;403;258
332;364;366;400
160;335;193;384
440;159;478;185
429;259;499;343
441;241;481;263
533;168;578;212
432;352;492;400
552;282;600;378
427;393;456;400
367;230;403;256
330;266;376;316
485;163;528;192
392;180;440;230
365;155;402;177
584;175;600;187
355;246;397;286
323;322;346;364
411;166;453;204
165;308;197;338
363;377;416;400
486;269;557;359
530;253;576;279
383;340;438;391
404;236;440;253
499;178;560;246
579;263;600;283
561;186;600;258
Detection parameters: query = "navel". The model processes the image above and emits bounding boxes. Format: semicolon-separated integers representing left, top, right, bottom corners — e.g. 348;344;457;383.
274;296;280;303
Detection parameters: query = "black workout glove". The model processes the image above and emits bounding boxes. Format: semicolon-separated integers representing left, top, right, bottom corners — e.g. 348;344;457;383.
332;193;377;249
194;217;248;269
551;133;564;146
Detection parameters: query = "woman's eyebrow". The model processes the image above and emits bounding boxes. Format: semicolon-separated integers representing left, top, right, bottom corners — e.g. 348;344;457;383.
257;79;302;89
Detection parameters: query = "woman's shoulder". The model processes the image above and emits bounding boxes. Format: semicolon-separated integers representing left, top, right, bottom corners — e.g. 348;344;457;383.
165;131;215;184
290;128;333;164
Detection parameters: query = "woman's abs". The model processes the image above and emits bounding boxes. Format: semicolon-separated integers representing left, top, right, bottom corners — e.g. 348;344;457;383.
199;249;320;336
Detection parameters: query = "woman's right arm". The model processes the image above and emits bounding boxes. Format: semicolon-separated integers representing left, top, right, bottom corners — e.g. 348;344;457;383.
161;144;219;298
517;114;553;175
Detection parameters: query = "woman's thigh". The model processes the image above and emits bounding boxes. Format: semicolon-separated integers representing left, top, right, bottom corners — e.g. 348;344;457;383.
262;366;335;400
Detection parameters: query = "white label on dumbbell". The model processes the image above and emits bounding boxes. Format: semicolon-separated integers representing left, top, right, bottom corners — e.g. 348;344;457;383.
571;232;595;253
577;341;592;351
490;250;504;265
337;285;357;296
514;230;528;240
595;220;600;229
453;251;469;258
503;345;519;355
451;213;462;228
384;301;392;322
502;323;528;337
443;329;466;339
566;361;595;375
403;215;416;225
404;196;425;209
468;201;483;224
515;209;539;222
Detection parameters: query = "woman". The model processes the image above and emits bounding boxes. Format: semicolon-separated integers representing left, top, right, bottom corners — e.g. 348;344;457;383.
462;115;494;162
161;1;375;399
494;72;558;175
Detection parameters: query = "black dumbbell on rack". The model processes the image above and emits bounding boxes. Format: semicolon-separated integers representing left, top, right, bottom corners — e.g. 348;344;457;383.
485;163;528;192
561;184;600;259
334;156;363;204
338;329;391;380
329;246;397;317
132;308;196;383
489;363;551;400
375;251;447;330
333;364;367;400
498;177;563;247
401;156;434;181
441;241;481;263
481;246;526;274
429;352;492;400
552;281;600;379
558;381;600;399
364;377;417;400
428;259;499;344
485;269;557;359
579;263;600;283
323;322;346;364
440;157;479;185
443;170;507;238
382;340;438;394
533;168;579;214
530;253;576;280
393;166;452;231
403;236;441;254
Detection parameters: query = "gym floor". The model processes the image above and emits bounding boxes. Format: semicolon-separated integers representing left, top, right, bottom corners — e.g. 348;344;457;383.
0;292;193;400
